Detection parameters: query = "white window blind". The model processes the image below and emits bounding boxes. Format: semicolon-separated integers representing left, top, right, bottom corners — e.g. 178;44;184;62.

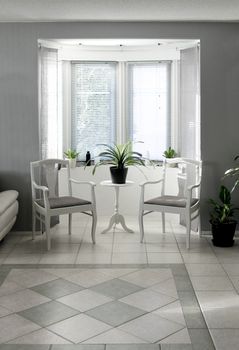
39;46;59;159
71;62;117;159
127;62;171;160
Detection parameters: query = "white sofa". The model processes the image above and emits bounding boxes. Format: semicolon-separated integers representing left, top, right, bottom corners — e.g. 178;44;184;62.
0;190;19;241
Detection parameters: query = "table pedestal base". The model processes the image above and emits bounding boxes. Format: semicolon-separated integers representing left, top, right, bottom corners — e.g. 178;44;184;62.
101;213;134;234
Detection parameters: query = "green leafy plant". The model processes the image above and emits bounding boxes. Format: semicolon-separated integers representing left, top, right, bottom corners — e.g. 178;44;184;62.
224;155;239;192
163;147;177;158
209;185;236;224
64;149;79;159
92;141;147;175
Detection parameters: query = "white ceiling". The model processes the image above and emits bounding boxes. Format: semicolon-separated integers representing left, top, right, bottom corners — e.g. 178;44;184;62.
0;0;239;22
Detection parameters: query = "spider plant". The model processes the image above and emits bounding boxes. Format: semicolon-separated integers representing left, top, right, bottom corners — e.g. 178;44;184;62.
223;155;239;193
92;141;146;175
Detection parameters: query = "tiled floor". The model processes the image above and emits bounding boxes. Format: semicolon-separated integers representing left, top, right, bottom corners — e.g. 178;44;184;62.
1;213;239;349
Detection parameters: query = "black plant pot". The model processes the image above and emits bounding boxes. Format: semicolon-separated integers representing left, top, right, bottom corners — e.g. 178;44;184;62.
211;221;237;247
110;167;128;184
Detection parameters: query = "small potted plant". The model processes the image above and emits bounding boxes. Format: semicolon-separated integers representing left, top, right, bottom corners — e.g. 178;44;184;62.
64;149;79;168
163;147;177;167
163;146;177;159
92;141;146;184
209;185;237;247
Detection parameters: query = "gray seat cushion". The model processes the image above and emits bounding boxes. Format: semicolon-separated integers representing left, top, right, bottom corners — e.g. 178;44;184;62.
145;195;198;208
37;196;91;209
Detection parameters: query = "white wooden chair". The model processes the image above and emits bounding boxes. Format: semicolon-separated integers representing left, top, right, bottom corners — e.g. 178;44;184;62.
30;159;97;250
139;158;202;249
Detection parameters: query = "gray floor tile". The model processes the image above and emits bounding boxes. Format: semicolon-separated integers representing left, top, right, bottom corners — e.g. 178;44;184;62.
210;329;239;350
82;327;148;344
52;346;105;350
86;300;146;326
119;313;184;343
188;329;215;350
161;345;193;350
31;278;84;299
183;306;207;329
0;346;50;350
8;328;71;344
178;291;199;308
18;300;79;327
91;279;142;299
0;289;50;313
47;314;112;343
0;313;40;343
173;276;194;292
106;345;160;350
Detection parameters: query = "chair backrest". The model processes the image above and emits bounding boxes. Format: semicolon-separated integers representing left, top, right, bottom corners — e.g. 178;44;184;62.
30;159;71;200
162;157;202;198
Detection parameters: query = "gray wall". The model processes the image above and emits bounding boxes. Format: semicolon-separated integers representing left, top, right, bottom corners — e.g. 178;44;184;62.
0;22;239;230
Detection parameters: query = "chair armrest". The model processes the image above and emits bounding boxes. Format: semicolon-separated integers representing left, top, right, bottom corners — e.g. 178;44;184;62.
70;179;96;187
32;182;49;193
70;178;96;207
187;182;201;192
139;179;163;188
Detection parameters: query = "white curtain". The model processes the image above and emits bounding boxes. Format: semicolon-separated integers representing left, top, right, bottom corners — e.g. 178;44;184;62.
179;46;200;160
39;46;59;159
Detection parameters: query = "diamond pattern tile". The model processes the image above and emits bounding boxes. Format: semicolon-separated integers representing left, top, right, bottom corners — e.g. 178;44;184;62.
64;269;113;288
0;314;40;343
82;328;148;344
7;328;71;344
120;288;176;312
6;268;57;288
91;279;142;299
0;289;50;313
119;268;173;288
119;313;184;342
47;314;112;343
57;289;113;312
86;301;146;326
18;300;79;327
0;266;204;348
31;278;84;299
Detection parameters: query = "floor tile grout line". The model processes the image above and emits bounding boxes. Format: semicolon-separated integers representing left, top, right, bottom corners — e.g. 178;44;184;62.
74;217;89;265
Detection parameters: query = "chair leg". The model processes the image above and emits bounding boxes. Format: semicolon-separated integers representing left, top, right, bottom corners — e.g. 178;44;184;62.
45;216;51;251
162;212;166;233
139;210;144;243
69;214;72;235
186;213;191;250
32;207;36;240
198;215;202;237
91;209;97;244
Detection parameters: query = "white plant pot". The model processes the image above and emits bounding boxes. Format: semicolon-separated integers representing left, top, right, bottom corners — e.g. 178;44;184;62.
68;158;76;168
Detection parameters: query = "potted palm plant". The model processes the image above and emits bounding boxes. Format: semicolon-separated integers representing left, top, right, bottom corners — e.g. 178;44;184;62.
209;185;237;247
64;149;79;168
92;141;146;184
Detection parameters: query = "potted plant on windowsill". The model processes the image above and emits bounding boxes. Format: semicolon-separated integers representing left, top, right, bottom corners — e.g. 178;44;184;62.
163;147;177;167
64;149;79;168
92;141;147;184
209;185;237;247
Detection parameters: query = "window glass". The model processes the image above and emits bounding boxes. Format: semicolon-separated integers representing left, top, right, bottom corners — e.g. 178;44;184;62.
127;62;171;160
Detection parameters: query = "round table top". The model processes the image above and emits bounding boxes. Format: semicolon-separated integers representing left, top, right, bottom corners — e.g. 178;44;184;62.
100;180;134;187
